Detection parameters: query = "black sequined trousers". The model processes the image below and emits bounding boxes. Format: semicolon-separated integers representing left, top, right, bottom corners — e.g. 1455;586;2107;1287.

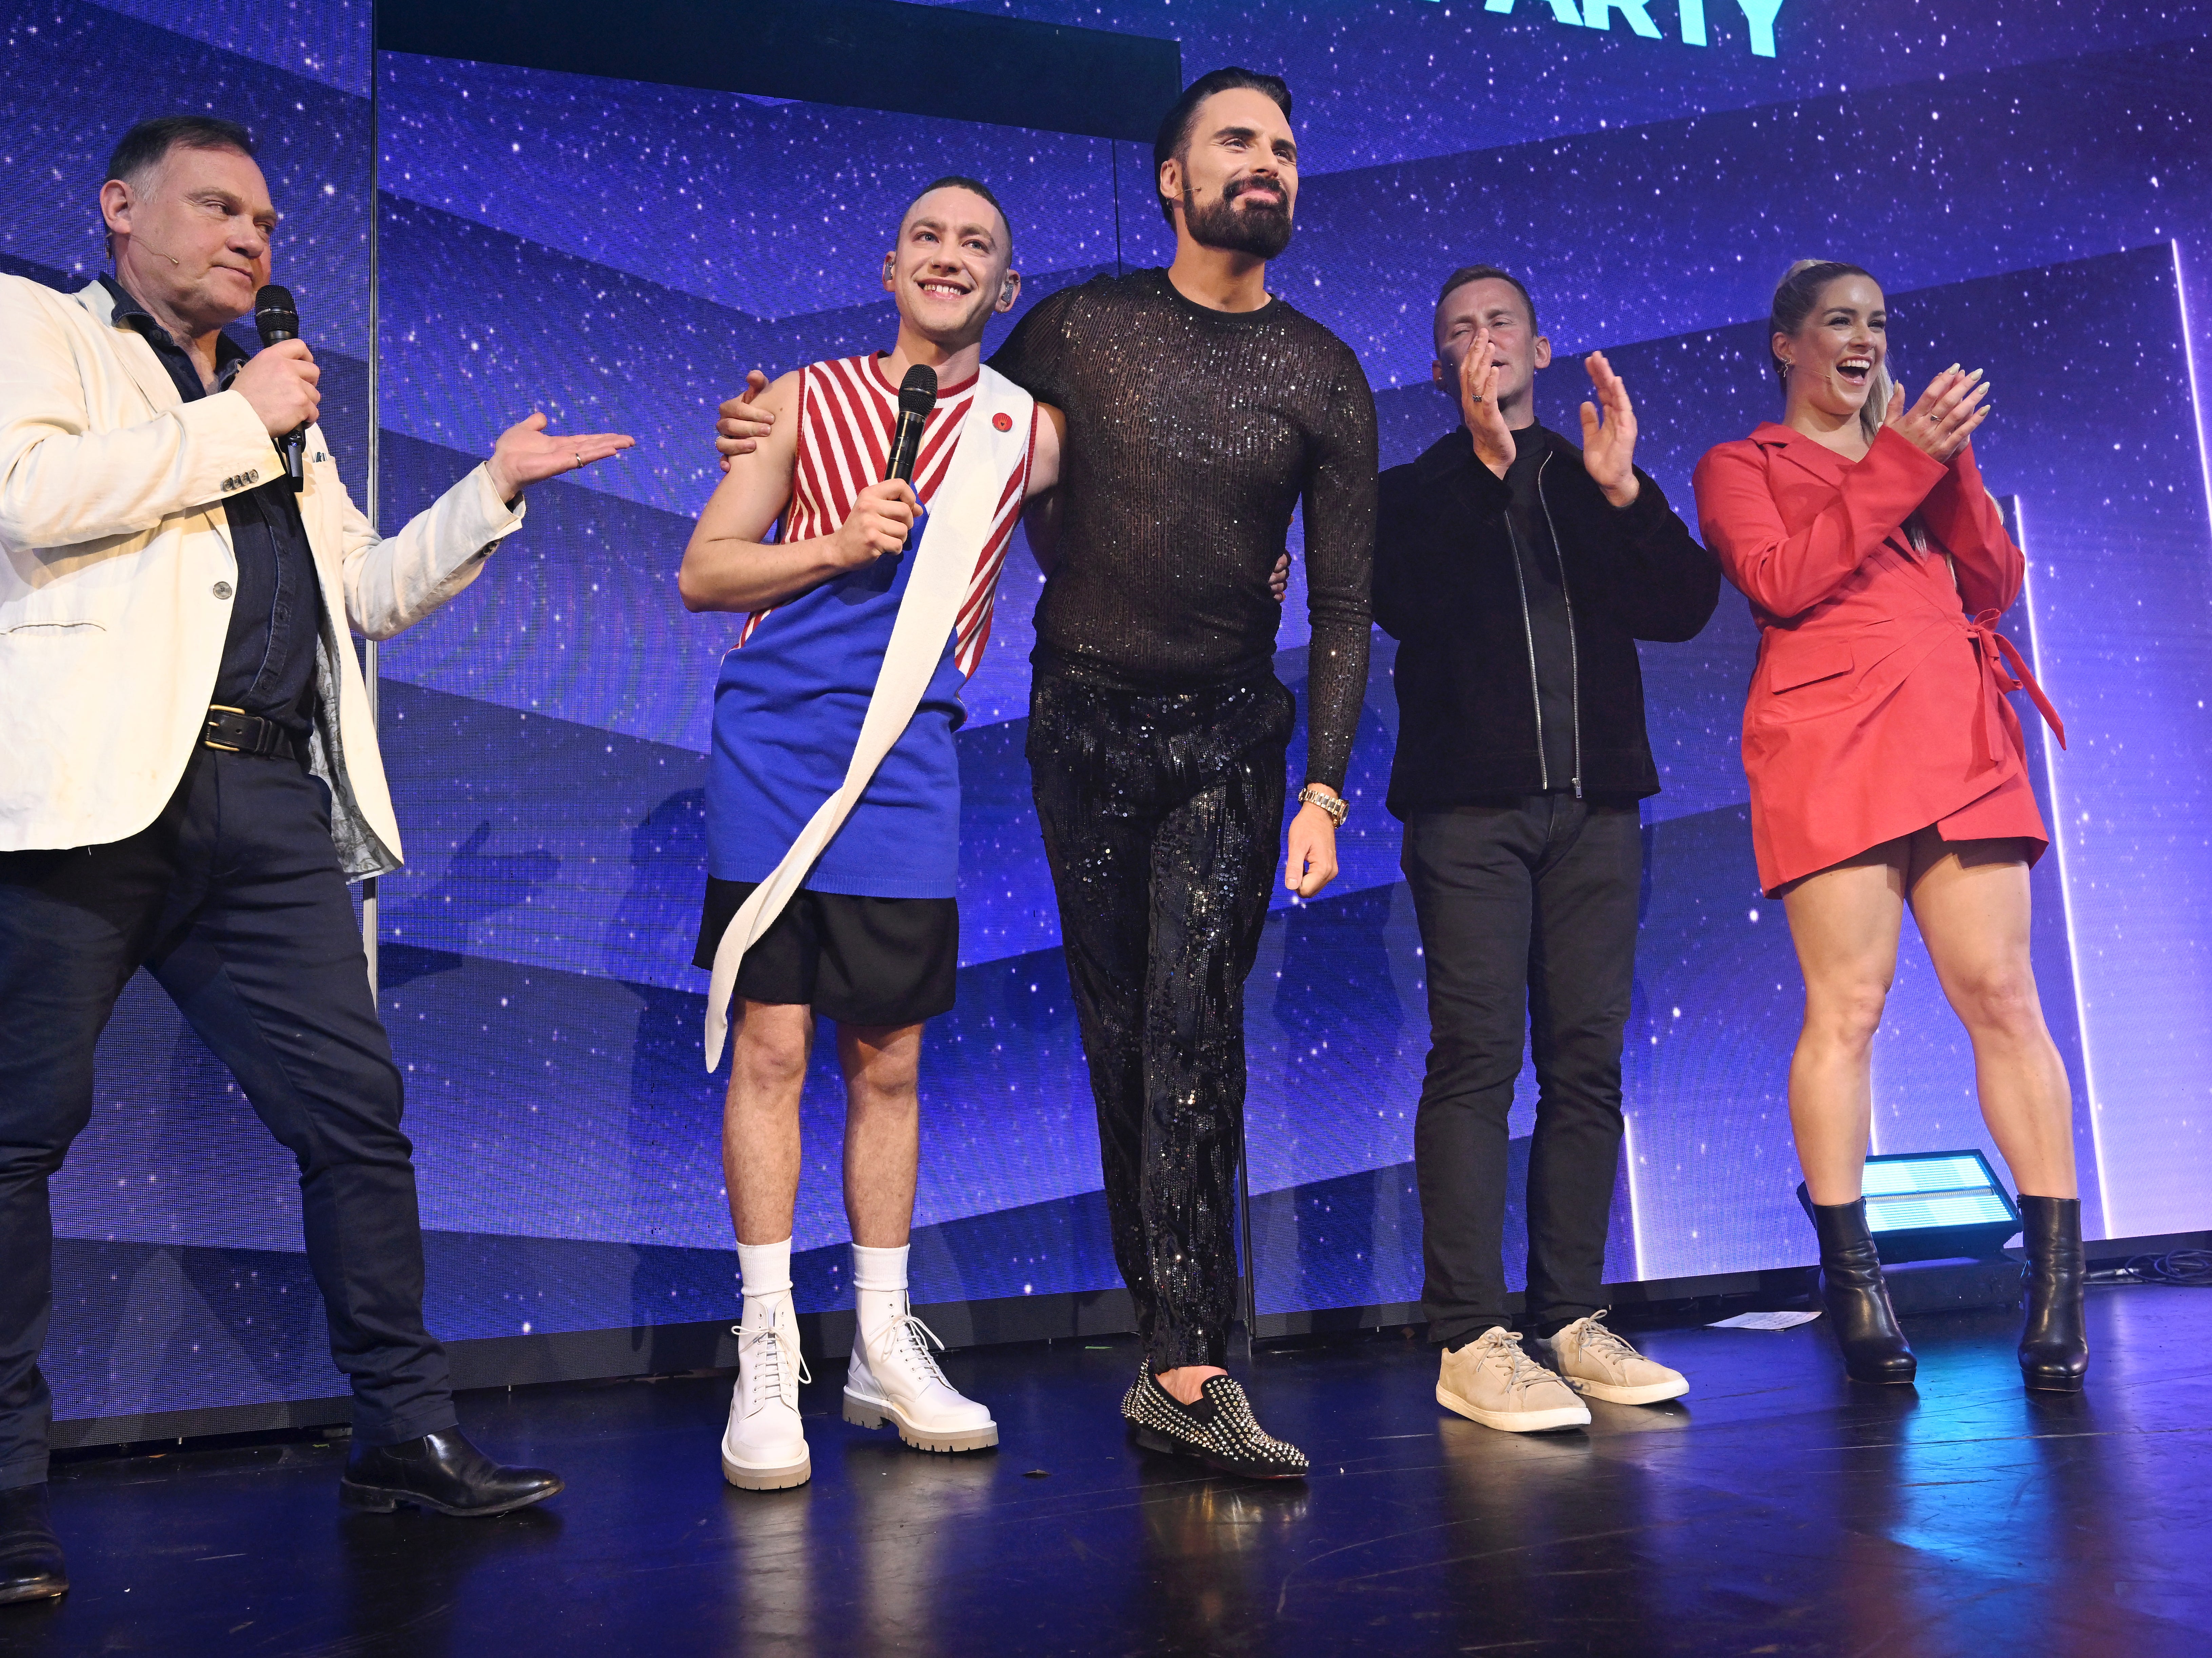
1028;665;1294;1371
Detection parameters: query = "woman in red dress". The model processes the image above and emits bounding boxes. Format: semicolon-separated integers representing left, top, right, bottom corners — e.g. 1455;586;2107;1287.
1692;262;2085;1392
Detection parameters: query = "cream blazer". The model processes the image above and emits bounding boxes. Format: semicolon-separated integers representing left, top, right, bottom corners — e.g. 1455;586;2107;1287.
0;276;525;876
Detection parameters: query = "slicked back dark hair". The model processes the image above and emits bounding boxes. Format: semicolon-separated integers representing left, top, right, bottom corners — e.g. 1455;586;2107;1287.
1152;67;1293;225
105;115;256;187
1435;264;1539;341
907;175;1011;256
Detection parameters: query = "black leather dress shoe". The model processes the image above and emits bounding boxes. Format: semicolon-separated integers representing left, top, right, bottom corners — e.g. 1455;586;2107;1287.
0;1484;67;1605
340;1429;563;1517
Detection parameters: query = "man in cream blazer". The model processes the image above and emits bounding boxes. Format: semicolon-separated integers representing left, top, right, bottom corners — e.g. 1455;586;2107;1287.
0;116;631;1604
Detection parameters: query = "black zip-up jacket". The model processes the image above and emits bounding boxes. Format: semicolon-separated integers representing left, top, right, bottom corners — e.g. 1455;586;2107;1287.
1374;425;1721;818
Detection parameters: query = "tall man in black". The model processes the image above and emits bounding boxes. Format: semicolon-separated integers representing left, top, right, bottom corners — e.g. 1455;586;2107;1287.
0;117;631;1602
712;69;1374;1478
1376;267;1718;1434
992;70;1375;1477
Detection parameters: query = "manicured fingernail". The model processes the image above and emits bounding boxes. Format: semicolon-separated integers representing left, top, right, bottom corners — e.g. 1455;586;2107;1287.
1947;362;1961;373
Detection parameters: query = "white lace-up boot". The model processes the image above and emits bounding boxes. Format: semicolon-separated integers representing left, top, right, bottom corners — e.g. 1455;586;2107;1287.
722;1294;812;1490
843;1296;998;1453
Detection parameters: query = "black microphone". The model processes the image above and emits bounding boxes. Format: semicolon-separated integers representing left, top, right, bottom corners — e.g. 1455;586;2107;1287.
884;365;937;487
253;284;306;493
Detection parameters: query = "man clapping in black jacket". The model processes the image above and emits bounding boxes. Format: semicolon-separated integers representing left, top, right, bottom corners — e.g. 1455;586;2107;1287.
1375;265;1719;1435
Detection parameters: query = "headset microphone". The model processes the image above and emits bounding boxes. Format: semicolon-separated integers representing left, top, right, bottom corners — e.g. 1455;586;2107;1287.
253;284;307;493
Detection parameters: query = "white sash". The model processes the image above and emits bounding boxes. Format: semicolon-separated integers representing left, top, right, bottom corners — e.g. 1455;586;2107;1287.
704;364;1033;1068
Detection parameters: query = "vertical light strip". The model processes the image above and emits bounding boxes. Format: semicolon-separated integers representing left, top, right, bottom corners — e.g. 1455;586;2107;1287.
2013;498;2113;1234
2175;241;2212;533
1621;1104;1646;1282
361;18;381;998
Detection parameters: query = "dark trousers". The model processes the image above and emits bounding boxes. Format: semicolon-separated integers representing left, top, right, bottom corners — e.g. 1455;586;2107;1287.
0;750;455;1489
1403;797;1641;1347
1028;669;1293;1371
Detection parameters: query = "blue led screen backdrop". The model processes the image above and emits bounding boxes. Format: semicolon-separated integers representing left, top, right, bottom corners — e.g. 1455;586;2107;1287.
17;0;2212;1424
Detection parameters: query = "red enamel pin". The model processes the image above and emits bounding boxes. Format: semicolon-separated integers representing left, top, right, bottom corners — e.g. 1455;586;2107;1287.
992;412;1013;431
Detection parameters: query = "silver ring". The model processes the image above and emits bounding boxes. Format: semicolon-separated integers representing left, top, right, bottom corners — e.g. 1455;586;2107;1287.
573;451;584;469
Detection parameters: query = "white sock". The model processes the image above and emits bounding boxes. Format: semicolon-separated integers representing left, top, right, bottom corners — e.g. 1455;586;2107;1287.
737;1238;793;1325
852;1242;911;1344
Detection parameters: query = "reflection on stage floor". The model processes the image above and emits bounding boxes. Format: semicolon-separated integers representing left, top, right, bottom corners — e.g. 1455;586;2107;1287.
12;1286;2211;1656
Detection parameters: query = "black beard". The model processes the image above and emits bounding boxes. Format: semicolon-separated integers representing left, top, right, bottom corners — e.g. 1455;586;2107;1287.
1181;180;1293;260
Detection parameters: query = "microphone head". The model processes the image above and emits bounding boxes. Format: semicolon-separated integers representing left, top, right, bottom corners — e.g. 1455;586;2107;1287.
897;365;938;419
254;284;299;344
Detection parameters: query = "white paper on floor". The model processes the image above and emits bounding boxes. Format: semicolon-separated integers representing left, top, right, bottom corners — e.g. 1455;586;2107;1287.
1706;1310;1824;1330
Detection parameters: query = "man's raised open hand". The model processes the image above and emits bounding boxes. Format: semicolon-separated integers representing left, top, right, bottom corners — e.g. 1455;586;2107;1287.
1579;351;1640;509
484;412;636;500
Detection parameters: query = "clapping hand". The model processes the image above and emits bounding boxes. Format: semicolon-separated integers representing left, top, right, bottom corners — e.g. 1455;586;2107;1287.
1458;325;1516;480
484;412;635;500
1579;351;1640;509
1885;366;1989;463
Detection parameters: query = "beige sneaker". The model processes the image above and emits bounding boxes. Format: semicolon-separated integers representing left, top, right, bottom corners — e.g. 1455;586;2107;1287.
1540;1312;1690;1405
1436;1326;1592;1433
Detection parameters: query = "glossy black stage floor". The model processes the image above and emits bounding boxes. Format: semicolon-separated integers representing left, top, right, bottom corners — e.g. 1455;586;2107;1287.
9;1285;2210;1656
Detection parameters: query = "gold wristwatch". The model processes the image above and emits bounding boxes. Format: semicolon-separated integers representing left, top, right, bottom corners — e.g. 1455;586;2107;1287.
1297;784;1349;827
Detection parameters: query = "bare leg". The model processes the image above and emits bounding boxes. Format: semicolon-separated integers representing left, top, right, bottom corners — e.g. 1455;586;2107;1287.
724;1000;814;1245
1905;832;2077;1198
1780;844;1911;1204
838;1022;924;1248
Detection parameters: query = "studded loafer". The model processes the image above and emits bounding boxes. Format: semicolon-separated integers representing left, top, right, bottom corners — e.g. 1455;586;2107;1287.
1122;1365;1308;1480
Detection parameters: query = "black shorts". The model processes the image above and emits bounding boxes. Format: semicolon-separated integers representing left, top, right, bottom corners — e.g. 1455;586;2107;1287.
693;879;958;1027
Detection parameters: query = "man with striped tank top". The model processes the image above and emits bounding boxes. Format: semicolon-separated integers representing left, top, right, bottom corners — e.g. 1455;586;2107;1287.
678;178;1060;1491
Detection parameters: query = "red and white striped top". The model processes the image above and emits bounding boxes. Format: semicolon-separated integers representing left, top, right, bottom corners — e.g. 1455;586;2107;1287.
743;353;1036;677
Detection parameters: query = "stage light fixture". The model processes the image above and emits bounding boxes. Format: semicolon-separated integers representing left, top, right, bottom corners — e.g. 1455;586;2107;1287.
1797;1150;2021;1264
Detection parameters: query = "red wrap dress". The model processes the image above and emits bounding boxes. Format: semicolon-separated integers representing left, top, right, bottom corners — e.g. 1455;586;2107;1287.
1691;423;2063;895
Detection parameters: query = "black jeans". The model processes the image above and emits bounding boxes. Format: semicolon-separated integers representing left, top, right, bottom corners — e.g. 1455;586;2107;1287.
0;750;456;1489
1403;797;1641;1347
1028;668;1293;1371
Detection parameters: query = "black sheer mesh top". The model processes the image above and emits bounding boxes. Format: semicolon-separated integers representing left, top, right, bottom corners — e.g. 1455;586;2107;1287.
989;269;1378;790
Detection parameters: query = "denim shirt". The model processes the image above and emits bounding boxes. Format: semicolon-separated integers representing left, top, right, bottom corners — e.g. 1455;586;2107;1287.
102;275;321;733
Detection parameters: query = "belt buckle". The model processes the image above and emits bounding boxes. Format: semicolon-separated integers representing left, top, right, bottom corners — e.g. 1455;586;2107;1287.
204;704;246;753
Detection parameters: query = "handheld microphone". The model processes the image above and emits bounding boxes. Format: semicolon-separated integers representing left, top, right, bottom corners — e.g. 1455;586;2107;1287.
253;284;306;493
884;365;937;488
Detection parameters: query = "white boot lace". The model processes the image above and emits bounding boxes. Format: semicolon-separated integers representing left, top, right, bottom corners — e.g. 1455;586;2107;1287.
881;1310;953;1390
734;1316;811;1411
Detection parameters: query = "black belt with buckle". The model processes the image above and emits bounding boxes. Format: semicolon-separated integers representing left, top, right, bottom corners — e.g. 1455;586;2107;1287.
202;705;299;759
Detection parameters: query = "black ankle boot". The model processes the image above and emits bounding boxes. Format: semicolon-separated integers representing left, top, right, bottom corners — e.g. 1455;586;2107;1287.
2017;1195;2089;1392
1810;1199;1917;1385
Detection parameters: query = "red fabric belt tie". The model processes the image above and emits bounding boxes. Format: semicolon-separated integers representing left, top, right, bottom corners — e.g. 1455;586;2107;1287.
1965;610;2066;764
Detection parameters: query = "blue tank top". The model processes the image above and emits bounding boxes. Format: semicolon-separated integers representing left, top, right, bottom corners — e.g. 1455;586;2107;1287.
704;354;1029;899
